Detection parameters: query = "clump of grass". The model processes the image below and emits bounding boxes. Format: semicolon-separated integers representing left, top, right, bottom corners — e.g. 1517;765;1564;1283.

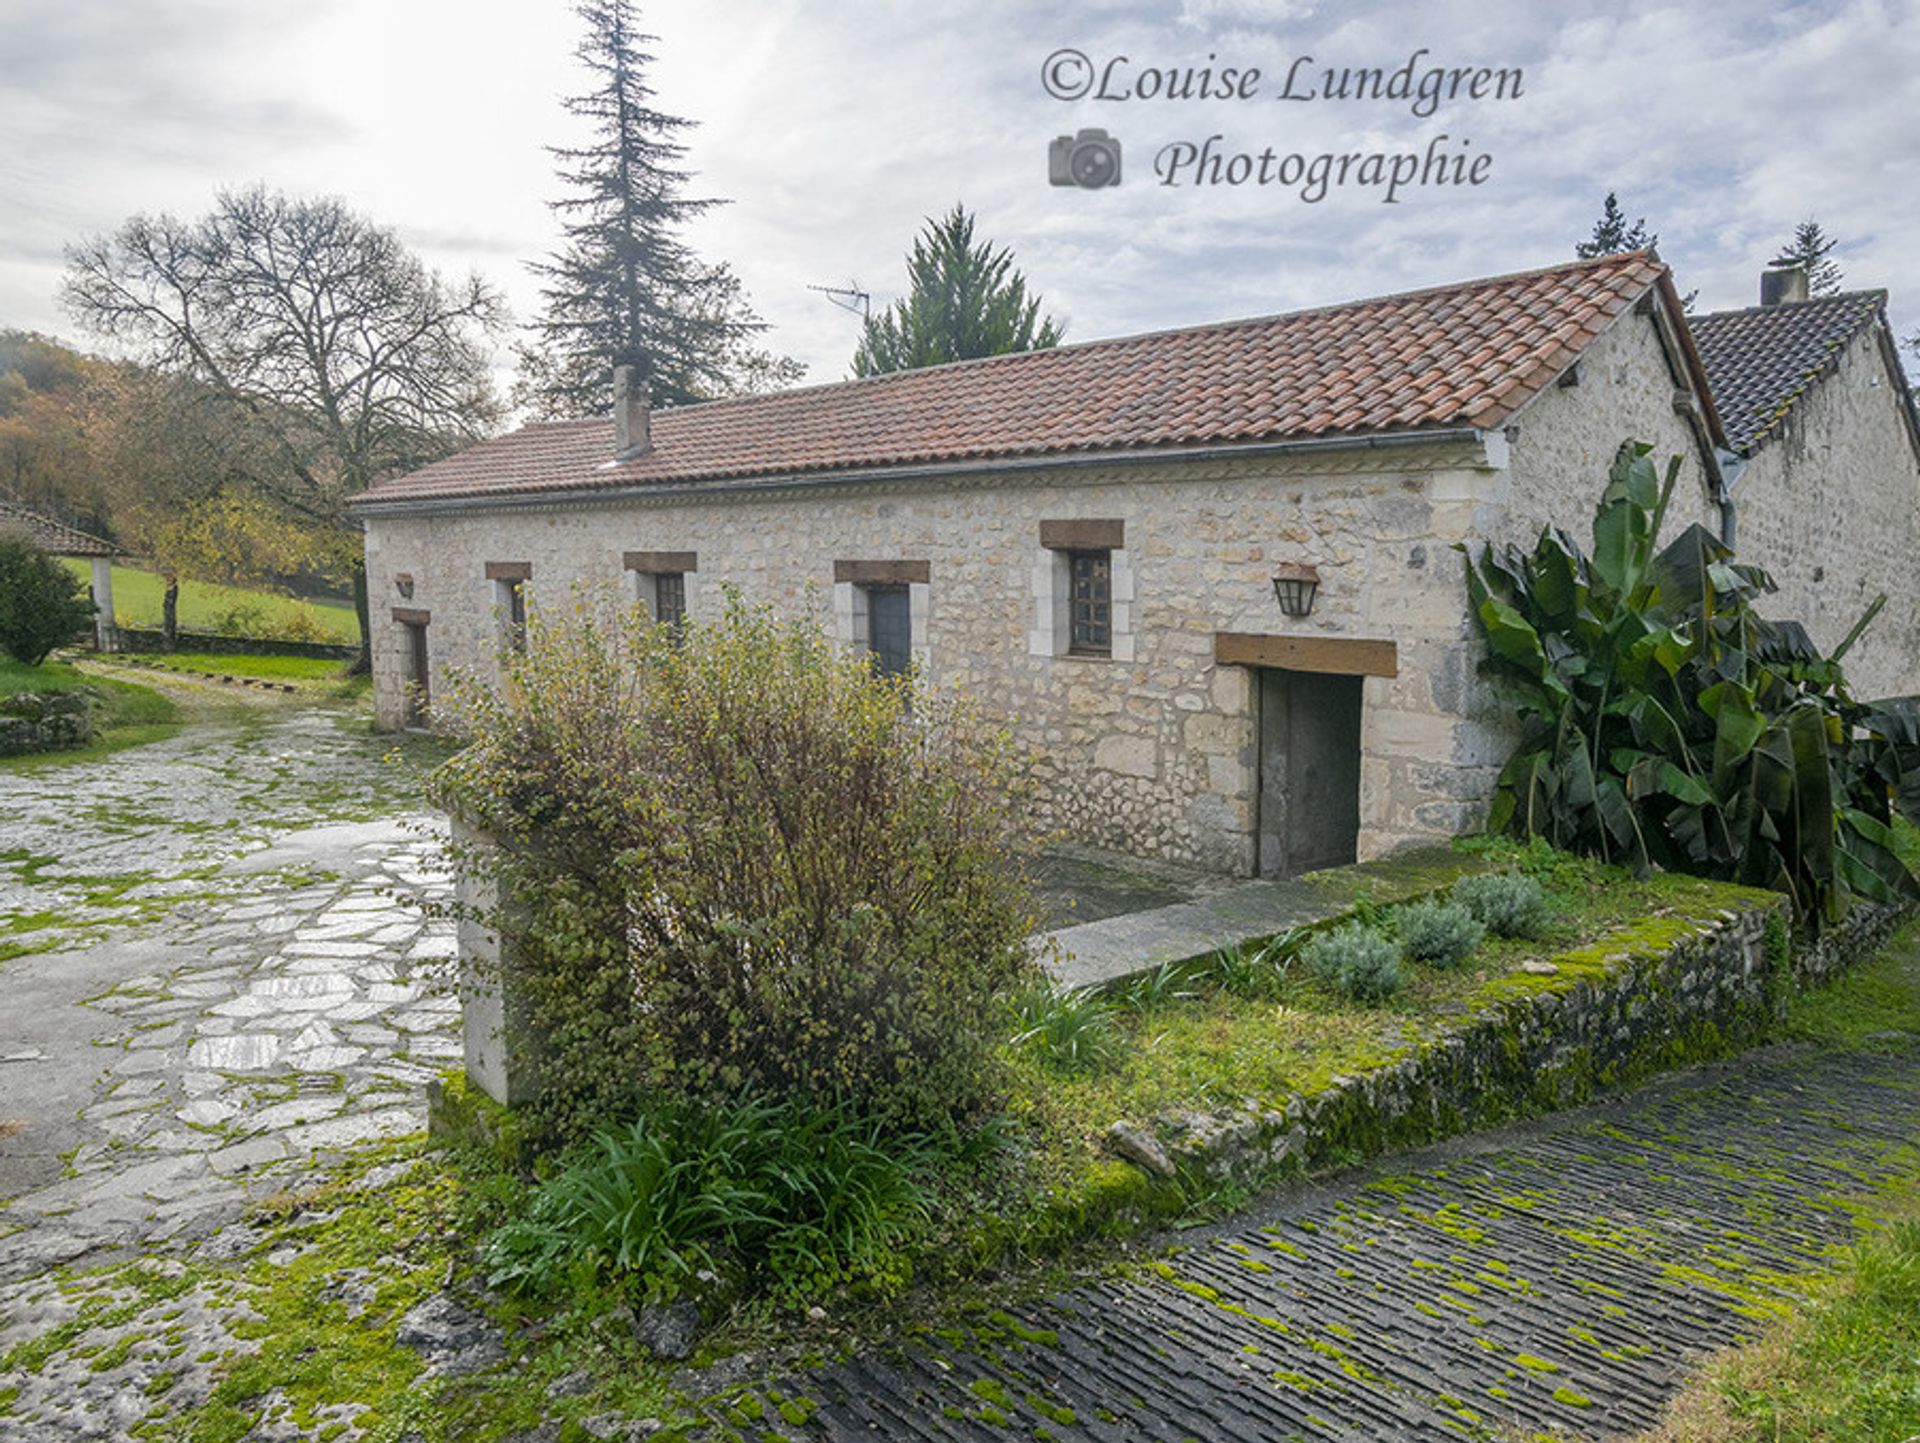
1396;897;1484;968
1639;1193;1920;1443
484;1093;948;1305
1012;983;1121;1073
1451;871;1550;939
1302;923;1405;1002
1113;961;1192;1013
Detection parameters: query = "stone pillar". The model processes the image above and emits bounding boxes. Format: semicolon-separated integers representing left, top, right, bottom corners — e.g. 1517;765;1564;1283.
449;813;536;1106
89;556;117;652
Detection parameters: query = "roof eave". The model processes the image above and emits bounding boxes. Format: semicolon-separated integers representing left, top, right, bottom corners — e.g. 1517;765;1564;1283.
348;426;1494;519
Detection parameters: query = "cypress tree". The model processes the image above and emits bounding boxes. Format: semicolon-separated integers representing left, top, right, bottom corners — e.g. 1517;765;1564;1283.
852;206;1063;377
518;0;797;417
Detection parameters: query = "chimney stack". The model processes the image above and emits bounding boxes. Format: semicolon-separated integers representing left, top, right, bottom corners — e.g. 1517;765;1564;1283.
613;363;651;456
1761;264;1809;308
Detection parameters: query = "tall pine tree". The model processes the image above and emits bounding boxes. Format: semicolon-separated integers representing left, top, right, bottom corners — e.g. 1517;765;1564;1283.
1770;220;1844;297
517;0;798;418
852;207;1064;377
1575;192;1657;258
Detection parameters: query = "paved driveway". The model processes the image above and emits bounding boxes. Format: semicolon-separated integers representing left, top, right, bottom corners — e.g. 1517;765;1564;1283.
0;709;455;1281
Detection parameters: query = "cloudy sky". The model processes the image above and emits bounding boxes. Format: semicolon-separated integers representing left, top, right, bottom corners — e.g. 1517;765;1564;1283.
3;0;1917;397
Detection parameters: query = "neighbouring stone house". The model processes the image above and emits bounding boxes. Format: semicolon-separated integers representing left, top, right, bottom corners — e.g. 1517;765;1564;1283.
0;498;121;652
347;251;1920;878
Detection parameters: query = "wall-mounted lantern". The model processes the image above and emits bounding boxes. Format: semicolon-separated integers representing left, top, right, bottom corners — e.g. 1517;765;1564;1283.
394;574;415;600
1271;561;1320;619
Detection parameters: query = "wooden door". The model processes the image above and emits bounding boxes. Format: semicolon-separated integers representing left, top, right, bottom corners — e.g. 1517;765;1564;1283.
404;623;430;727
1257;668;1363;877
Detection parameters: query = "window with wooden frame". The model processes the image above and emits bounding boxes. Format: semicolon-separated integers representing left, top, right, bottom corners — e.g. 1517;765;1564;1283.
623;551;697;632
486;562;531;653
1068;550;1112;656
651;570;687;630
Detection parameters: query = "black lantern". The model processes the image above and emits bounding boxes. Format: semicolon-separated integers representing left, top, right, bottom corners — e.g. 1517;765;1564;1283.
1271;562;1320;618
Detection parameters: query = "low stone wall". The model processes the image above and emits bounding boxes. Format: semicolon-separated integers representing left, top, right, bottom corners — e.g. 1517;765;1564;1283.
1150;896;1814;1184
1794;900;1910;989
0;691;94;756
114;628;358;661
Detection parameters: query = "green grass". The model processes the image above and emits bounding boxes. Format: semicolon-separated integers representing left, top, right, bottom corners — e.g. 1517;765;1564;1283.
129;651;353;683
61;560;358;642
0;659;181;768
1007;853;1753;1174
1637;1178;1920;1442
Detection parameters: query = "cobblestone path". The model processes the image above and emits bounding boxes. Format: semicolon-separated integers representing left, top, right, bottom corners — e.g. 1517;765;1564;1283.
782;1043;1920;1442
0;710;454;1282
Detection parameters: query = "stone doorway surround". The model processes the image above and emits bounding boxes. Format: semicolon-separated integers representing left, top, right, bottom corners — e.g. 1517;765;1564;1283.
1212;631;1399;877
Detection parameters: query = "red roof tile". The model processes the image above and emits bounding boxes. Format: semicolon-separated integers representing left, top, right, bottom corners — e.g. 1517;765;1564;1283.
353;251;1677;510
0;499;118;557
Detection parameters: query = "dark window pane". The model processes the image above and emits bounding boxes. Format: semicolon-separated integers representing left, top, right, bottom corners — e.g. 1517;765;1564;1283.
653;571;686;629
505;581;527;652
865;585;912;678
1069;550;1111;655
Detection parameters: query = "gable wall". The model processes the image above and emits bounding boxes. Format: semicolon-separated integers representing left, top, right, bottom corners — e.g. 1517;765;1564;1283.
1724;327;1920;699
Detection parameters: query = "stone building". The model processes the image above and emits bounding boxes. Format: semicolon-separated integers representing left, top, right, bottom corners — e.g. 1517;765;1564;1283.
348;251;1920;877
1689;272;1920;700
0;498;121;652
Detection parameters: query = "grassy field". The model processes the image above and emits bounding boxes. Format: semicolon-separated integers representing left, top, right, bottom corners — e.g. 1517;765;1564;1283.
130;651;354;684
61;560;358;642
0;658;181;766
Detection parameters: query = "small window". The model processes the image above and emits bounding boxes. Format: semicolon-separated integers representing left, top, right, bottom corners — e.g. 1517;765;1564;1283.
863;584;912;678
502;579;527;652
651;571;686;630
1068;550;1112;656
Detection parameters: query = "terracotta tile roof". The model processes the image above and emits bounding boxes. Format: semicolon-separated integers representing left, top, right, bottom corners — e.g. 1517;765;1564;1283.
0;498;118;557
1689;291;1891;454
352;251;1677;510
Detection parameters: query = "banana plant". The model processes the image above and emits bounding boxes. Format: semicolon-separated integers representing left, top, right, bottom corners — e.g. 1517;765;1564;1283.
1462;440;1919;926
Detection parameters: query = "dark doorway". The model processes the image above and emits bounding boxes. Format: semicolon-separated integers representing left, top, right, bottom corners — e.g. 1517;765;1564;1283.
865;585;912;678
1257;668;1363;878
403;622;430;727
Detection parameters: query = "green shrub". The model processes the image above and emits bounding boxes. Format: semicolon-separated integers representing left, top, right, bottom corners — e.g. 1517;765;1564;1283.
0;536;96;666
1012;983;1120;1073
482;1092;942;1305
434;591;1038;1142
1396;897;1485;967
1463;439;1920;923
1303;922;1405;1001
1452;872;1550;939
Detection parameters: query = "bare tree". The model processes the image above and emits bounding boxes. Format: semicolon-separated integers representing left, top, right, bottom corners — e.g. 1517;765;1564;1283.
63;187;508;665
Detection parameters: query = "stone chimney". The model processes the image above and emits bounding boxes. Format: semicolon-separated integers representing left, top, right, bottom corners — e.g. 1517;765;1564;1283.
613;363;651;456
1761;264;1809;307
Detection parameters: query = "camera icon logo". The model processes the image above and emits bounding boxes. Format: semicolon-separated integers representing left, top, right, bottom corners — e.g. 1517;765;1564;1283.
1049;128;1122;188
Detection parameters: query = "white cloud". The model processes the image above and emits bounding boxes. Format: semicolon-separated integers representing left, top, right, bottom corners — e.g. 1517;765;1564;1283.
2;0;1916;395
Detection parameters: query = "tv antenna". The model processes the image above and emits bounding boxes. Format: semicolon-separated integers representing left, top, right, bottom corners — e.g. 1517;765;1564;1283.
808;281;870;321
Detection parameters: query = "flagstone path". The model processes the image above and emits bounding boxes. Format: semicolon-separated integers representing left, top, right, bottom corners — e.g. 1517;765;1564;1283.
0;710;455;1281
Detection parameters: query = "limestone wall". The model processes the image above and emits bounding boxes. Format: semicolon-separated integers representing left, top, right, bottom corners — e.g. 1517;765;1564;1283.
1724;327;1920;699
364;441;1513;873
358;307;1761;875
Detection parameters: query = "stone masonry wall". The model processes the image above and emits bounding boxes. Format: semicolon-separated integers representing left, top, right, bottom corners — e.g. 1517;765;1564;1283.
366;440;1505;874
1725;327;1920;700
362;305;1881;875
